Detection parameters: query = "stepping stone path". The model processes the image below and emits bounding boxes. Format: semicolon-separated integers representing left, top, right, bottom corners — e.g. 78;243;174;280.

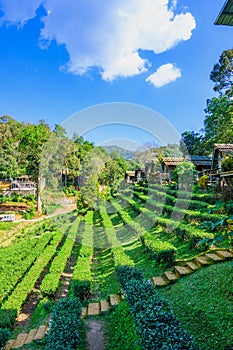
153;248;233;287
5;324;49;349
5;294;122;349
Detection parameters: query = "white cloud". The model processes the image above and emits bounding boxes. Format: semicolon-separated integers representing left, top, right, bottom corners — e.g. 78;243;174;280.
0;0;196;82
146;63;181;87
0;0;43;26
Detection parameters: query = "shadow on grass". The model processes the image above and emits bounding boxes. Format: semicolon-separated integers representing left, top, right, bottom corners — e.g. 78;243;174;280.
91;247;120;300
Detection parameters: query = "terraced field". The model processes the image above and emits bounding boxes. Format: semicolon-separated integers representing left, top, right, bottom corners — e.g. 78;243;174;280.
1;184;233;350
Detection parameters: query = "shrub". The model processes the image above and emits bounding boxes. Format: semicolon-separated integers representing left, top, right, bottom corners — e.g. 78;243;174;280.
143;236;176;267
0;328;11;349
198;175;209;190
0;309;17;329
117;266;199;350
116;266;144;288
45;298;82;350
72;280;90;302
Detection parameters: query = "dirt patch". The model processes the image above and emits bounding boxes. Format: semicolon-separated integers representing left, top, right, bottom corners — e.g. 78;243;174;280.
86;320;106;350
0;203;29;212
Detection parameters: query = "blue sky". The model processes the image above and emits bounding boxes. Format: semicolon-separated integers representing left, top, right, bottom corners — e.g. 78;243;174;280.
0;0;232;149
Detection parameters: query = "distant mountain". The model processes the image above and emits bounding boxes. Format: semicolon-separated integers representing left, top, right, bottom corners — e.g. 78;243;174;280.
102;145;136;160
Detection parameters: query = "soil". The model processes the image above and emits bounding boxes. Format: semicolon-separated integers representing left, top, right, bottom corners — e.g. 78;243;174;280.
0;203;29;212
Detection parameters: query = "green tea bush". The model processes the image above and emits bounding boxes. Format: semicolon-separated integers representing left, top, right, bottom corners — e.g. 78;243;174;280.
45;298;82;350
0;309;17;329
117;266;199;350
0;328;11;349
143;235;176;267
72;280;90;302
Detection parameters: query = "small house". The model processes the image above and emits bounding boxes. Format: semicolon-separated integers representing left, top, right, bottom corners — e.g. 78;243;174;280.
125;171;135;184
210;144;233;192
9;176;37;197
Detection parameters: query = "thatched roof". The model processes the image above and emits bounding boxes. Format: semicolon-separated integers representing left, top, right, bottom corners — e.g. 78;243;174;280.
162;156;212;167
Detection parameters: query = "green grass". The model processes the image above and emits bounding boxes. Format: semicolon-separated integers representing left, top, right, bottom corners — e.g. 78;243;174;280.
105;301;142;350
161;261;233;350
91;247;120;300
122;239;164;278
0;222;18;230
45;204;62;215
30;298;54;329
147;225;199;260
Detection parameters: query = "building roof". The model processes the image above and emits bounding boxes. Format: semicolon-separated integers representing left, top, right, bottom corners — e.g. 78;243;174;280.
125;171;135;176
190;156;212;166
215;0;233;26
214;143;233;152
162;157;185;166
162;156;212;167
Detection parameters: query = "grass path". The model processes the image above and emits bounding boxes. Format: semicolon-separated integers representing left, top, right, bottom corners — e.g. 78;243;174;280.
161;260;233;350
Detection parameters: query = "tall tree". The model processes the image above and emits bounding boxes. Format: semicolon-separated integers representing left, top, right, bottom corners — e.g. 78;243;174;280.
0;116;24;178
204;95;233;152
180;131;207;156
19;121;51;214
210;49;233;96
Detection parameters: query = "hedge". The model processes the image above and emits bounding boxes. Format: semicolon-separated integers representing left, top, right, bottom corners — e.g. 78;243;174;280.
2;229;63;312
117;266;199;350
45;298;82;350
0;328;11;349
142;233;176;267
99;205;134;267
40;218;80;297
70;211;93;298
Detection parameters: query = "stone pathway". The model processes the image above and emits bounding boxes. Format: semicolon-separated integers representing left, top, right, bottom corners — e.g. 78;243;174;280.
5;294;122;349
152;248;233;287
86;320;105;350
5;325;48;350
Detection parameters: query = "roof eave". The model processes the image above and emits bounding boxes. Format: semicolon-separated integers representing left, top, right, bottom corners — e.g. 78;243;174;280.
215;0;233;26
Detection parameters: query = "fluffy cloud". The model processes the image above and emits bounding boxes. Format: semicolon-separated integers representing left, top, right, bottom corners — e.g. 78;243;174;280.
0;0;196;83
146;63;181;87
0;0;43;26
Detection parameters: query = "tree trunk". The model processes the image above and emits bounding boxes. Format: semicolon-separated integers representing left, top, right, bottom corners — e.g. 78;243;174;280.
37;177;43;215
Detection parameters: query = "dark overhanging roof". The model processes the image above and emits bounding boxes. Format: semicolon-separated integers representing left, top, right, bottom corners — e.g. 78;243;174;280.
215;0;233;26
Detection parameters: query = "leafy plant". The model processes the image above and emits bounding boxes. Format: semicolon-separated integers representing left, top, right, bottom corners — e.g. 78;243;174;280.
221;155;233;172
0;328;11;349
72;280;90;302
117;266;198;350
198;175;209;190
45;298;82;350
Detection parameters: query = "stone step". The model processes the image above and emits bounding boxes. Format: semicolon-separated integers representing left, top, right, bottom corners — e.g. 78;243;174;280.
12;333;27;348
61;272;73;278
109;294;121;306
205;253;224;262
164;271;179;282
195;256;211;266
152;276;170;286
33;325;47;341
24;329;38;345
174;265;192;276
216;250;233;259
5;340;15;350
88;302;100;316
100;300;110;313
81;306;88;318
186;261;200;271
